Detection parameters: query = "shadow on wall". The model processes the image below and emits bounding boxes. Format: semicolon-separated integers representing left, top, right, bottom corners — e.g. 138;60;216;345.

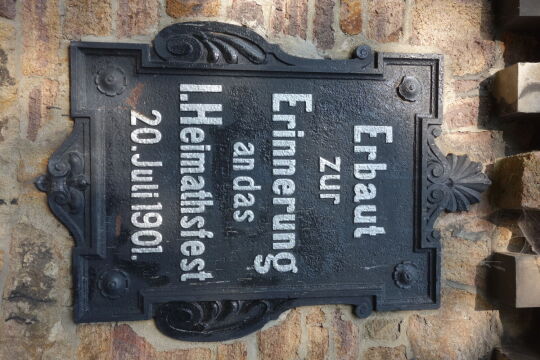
473;9;540;352
484;27;540;155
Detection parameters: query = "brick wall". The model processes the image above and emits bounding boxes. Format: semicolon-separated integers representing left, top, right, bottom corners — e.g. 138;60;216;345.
0;0;527;359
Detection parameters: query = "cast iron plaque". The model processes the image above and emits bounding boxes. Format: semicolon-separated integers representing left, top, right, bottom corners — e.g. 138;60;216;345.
37;22;490;341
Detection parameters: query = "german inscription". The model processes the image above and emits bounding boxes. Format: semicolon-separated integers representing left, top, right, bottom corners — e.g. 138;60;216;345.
36;22;491;341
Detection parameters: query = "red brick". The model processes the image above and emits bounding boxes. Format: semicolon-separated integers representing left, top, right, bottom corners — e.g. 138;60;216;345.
445;97;482;130
227;0;264;28
340;0;362;35
271;0;308;39
77;324;113;359
436;130;504;165
111;324;213;360
306;308;329;360
364;317;402;341
64;0;112;38
412;0;497;76
117;0;159;37
364;346;407;360
217;342;247;360
22;0;60;76
490;152;540;210
333;309;359;360
26;80;59;142
451;79;482;95
440;216;494;288
366;0;405;43
408;288;501;360
314;0;335;50
258;310;301;360
167;0;220;18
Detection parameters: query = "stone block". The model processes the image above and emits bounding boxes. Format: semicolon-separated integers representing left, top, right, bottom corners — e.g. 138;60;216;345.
436;130;505;165
440;217;494;288
227;0;264;29
332;309;359;360
0;222;71;360
167;0;220;18
271;0;308;39
117;0;159;37
366;0;405;43
492;225;517;253
64;0;112;38
364;317;402;341
488;252;540;308
22;0;60;76
0;0;15;19
412;0;497;76
313;0;335;50
258;310;301;360
363;346;408;360
306;307;328;360
217;342;248;360
451;78;483;95
407;288;501;360
0;22;17;111
444;97;482;130
490;152;540;210
340;0;362;35
492;63;540;117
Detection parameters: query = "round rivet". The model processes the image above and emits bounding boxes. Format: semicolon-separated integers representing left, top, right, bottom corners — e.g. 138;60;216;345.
393;262;418;289
95;66;127;97
354;298;373;318
98;269;129;299
398;76;422;102
354;45;371;60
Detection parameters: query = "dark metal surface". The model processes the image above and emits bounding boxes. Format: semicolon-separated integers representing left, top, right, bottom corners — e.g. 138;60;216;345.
36;22;490;341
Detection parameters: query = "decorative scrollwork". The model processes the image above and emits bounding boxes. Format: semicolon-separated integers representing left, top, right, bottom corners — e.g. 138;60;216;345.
152;22;374;70
353;297;374;318
427;153;490;212
425;122;491;243
35;151;89;214
154;23;266;64
154;299;291;341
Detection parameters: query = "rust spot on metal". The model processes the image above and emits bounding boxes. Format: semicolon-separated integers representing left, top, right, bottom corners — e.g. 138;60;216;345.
126;82;144;108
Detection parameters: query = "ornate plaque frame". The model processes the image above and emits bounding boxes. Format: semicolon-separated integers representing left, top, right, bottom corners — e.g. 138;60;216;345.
37;22;490;341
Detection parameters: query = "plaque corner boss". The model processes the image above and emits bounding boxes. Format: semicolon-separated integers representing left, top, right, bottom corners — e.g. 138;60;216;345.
36;21;490;341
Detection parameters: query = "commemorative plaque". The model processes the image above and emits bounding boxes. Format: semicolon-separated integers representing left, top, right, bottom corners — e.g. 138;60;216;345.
37;22;490;341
